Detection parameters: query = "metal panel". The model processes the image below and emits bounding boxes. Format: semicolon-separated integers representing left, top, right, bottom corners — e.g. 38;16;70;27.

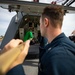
0;0;75;14
0;13;23;49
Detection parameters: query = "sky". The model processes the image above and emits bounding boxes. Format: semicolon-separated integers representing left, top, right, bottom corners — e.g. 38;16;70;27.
0;0;75;36
0;7;16;36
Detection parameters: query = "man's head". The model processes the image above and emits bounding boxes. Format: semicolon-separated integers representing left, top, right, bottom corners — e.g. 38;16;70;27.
40;5;64;37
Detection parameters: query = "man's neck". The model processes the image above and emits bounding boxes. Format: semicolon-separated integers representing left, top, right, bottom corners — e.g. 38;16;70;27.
47;29;62;43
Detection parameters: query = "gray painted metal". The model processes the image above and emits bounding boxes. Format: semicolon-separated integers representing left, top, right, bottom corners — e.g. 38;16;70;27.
0;0;75;14
0;13;23;49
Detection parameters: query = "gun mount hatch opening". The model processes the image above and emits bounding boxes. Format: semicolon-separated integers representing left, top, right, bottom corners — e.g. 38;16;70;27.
14;15;40;43
14;15;41;58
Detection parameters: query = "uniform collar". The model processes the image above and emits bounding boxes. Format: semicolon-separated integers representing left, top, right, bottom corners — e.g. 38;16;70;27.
44;33;66;50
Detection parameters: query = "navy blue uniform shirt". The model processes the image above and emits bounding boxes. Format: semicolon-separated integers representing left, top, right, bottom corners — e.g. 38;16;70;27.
39;33;75;75
6;64;25;75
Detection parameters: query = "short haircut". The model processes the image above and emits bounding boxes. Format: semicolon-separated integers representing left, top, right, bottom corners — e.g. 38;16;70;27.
41;5;64;28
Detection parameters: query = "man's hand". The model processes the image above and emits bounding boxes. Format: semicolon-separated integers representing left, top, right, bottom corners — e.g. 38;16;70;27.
3;39;30;70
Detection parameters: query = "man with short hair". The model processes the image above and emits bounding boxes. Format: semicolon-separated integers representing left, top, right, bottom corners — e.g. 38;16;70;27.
4;5;75;75
38;6;75;75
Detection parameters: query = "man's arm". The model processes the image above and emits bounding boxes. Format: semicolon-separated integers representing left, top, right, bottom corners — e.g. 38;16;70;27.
0;39;30;75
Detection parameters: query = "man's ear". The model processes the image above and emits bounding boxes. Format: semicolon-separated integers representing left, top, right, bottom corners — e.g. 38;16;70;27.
44;18;49;27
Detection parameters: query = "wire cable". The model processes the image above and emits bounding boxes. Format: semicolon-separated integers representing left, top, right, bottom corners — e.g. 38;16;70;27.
66;0;75;6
